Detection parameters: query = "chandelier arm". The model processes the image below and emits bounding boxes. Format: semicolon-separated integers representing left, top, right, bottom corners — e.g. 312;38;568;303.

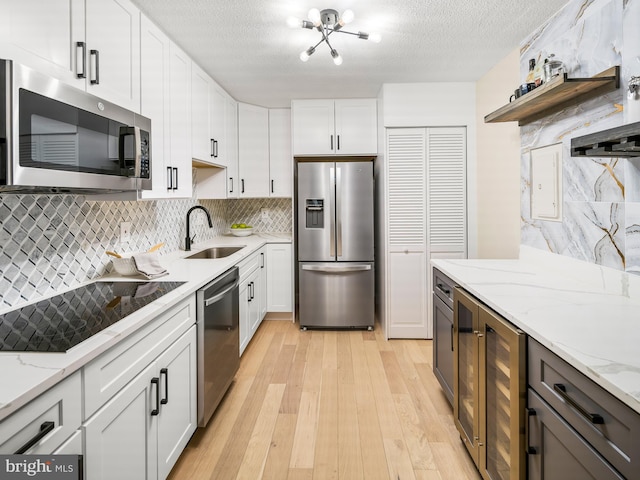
334;29;365;37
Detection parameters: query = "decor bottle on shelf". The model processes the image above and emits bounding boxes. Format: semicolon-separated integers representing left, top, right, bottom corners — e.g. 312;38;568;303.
525;59;536;84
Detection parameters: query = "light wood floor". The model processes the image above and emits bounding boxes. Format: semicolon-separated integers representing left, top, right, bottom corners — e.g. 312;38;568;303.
168;320;481;480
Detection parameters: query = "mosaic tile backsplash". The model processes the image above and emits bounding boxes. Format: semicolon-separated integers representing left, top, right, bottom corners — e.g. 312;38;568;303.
519;0;640;275
0;176;292;309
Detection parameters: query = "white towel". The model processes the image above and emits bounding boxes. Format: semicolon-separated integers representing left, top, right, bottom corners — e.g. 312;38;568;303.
132;252;168;279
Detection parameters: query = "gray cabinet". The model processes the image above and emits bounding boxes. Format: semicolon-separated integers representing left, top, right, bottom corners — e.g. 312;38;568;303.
527;338;640;479
527;389;624;480
432;268;454;406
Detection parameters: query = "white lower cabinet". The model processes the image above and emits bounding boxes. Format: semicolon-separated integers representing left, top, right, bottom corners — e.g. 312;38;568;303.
266;243;293;312
84;325;197;480
0;371;82;455
238;247;268;355
84;361;158;480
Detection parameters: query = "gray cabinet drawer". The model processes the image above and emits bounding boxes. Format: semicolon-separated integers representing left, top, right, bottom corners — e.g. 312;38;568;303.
528;338;640;479
528;389;624;480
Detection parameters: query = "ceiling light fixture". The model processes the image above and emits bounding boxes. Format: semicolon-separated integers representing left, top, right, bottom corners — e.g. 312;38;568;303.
287;8;381;65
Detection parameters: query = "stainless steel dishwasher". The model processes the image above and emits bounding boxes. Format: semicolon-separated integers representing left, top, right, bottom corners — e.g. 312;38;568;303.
196;266;240;427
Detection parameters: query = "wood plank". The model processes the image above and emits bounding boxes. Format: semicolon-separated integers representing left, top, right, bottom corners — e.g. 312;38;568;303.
289;390;319;468
350;328;390;480
381;350;409;394
338;383;364;479
262;413;297;480
301;331;324;393
270;344;296;384
286;468;314;480
279;330;310;414
383;437;418;480
236;383;286;479
393;393;437;470
313;368;339;479
336;332;355;385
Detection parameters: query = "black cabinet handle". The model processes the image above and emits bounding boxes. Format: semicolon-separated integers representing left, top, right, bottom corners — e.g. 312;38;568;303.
261;252;265;268
553;383;604;424
247;285;252;303
330;134;334;150
90;49;99;85
173;167;178;190
229;177;234;193
337;134;340;150
167;166;173;190
241;179;245;194
151;377;160;416
450;323;454;352
271;179;274;194
436;283;451;296
525;408;537;455
250;281;255;300
211;139;215;157
15;421;55;454
76;42;86;79
160;368;169;405
213;140;218;158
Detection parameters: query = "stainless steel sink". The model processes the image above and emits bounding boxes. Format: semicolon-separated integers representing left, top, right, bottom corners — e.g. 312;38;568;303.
185;246;245;259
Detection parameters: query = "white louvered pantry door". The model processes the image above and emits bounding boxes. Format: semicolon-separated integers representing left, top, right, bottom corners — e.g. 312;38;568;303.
385;127;467;339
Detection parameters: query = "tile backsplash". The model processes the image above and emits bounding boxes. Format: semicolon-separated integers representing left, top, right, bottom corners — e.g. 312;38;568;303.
520;0;640;275
0;179;292;309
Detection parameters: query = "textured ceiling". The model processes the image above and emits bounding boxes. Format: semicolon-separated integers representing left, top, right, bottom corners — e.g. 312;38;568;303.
132;0;569;107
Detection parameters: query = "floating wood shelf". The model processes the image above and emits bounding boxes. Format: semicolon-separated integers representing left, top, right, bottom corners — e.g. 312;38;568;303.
484;66;620;126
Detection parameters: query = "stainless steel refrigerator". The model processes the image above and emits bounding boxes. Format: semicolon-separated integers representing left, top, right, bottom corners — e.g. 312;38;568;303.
296;160;374;329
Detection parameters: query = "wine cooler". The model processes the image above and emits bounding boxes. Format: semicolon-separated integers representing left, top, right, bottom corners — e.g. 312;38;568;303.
454;287;526;480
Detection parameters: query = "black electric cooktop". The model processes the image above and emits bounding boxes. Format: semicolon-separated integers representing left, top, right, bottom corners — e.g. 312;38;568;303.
0;281;186;353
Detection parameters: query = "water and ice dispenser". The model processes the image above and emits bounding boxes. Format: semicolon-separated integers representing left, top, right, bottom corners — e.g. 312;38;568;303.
305;199;324;229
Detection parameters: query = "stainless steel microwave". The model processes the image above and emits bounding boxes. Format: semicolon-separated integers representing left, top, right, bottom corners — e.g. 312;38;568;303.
0;59;151;194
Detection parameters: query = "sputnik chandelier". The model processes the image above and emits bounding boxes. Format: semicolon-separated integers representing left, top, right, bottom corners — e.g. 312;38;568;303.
287;8;381;65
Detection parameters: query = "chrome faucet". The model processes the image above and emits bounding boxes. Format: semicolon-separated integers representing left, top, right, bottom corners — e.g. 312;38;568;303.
185;205;213;251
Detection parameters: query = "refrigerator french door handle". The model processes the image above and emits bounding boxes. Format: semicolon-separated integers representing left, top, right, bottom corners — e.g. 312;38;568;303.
329;167;336;258
302;264;371;273
336;166;342;258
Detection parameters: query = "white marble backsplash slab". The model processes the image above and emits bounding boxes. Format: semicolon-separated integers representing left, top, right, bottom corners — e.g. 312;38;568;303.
519;0;640;275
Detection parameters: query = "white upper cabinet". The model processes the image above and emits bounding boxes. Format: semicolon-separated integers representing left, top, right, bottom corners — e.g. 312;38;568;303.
268;109;292;197
167;43;193;198
226;97;239;197
0;0;141;111
238;103;270;198
0;0;85;87
191;63;213;163
291;99;377;156
139;15;170;200
210;86;228;167
84;0;140;111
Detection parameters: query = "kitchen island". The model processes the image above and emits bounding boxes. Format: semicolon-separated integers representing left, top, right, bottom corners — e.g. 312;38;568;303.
432;245;640;415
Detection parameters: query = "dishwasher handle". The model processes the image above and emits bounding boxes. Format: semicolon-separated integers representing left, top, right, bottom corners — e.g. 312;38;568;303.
302;264;371;273
204;279;239;307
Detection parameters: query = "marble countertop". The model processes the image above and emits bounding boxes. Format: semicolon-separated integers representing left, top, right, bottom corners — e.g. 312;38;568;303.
0;233;291;422
432;246;640;415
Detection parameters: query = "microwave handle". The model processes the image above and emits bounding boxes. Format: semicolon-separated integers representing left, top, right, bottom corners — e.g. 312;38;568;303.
118;126;142;178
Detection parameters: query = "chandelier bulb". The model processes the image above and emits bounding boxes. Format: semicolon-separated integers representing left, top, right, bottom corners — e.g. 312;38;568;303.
331;49;343;66
286;16;301;28
341;9;354;25
369;32;382;43
308;8;321;26
300;46;315;62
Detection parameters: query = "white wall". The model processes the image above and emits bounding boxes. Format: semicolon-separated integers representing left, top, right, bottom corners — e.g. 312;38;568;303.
475;49;521;259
